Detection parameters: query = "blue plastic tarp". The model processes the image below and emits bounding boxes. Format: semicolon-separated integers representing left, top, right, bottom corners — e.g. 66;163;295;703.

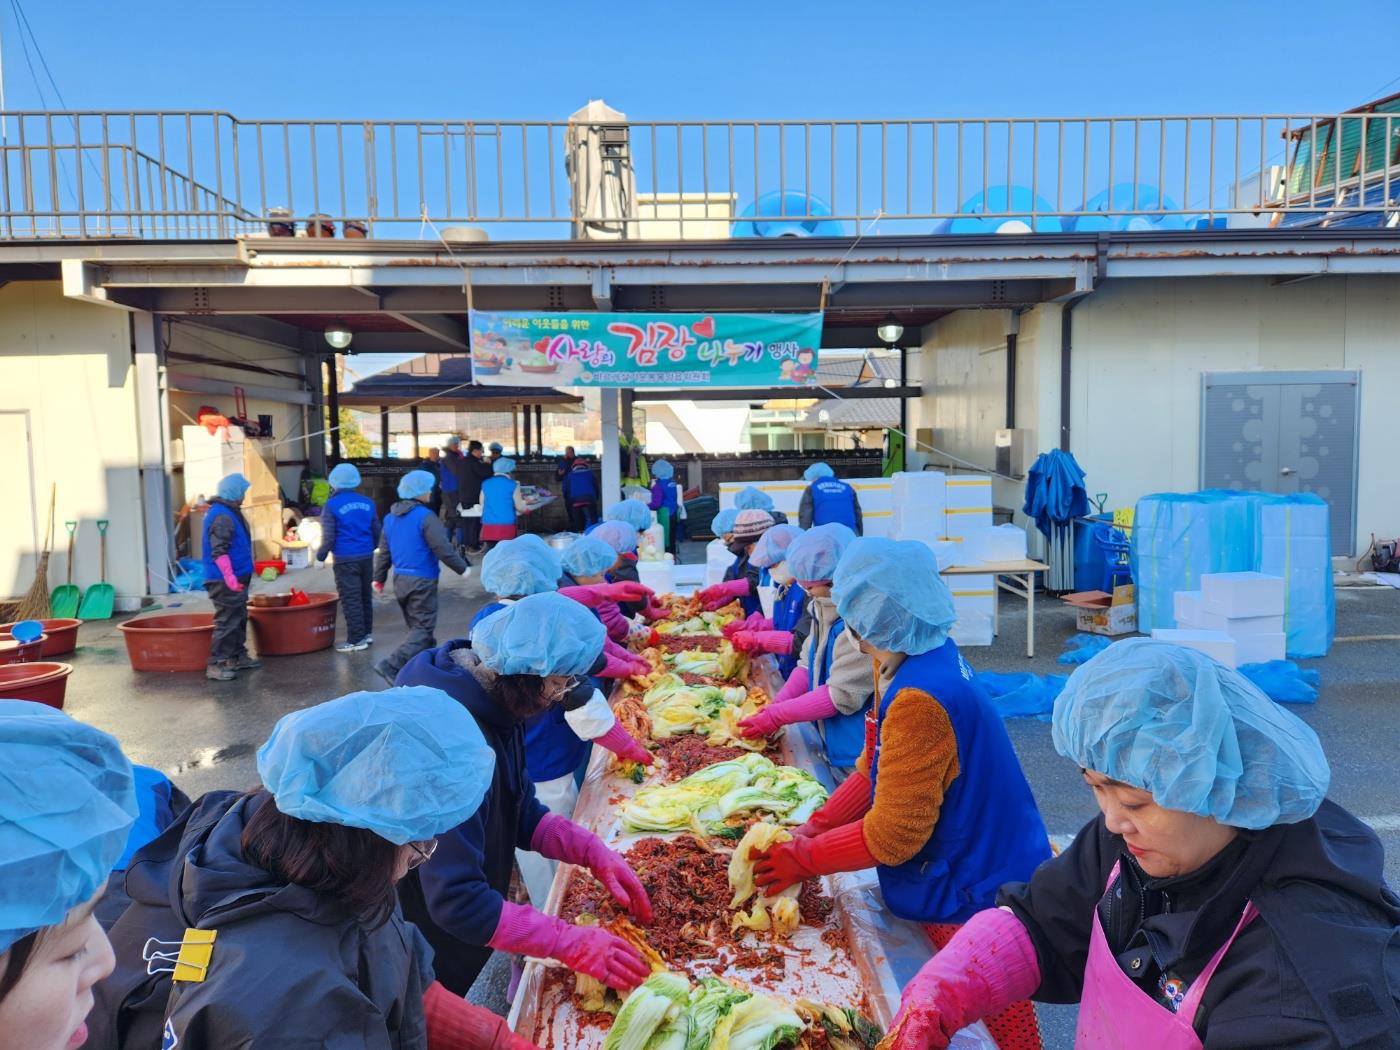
1022;450;1090;537
1058;633;1112;665
978;671;1069;720
1239;660;1320;705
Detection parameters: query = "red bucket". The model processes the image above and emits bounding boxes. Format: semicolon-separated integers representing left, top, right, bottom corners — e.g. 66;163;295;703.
118;613;215;672
0;662;73;709
0;617;81;657
248;592;339;656
0;636;45;665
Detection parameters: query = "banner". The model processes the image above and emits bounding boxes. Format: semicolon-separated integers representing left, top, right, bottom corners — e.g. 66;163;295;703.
469;311;822;388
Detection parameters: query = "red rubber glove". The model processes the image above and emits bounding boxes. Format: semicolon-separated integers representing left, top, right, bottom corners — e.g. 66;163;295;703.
559;581;655;608
214;554;242;591
488;902;648;991
751;822;877;896
594;722;655;765
423;980;541;1050
696;579;750;611
731;629;794;655
736;685;836;739
886;908;1041;1050
372;581;385;594
794;769;873;837
531;813;654;924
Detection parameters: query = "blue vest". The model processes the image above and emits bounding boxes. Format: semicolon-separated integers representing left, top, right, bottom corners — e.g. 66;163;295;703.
201;503;253;581
810;478;859;530
564;466;598;504
724;555;770;618
772;582;806;678
481;476;518;526
809;615;870;768
652;479;680;514
869;641;1051;923
382;503;439;579
323;490;379;560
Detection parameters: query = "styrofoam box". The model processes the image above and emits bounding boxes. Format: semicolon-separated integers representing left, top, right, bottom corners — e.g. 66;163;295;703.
1151;628;1238;668
943;476;993;541
1193;611;1285;637
1173;591;1204;625
1233;633;1287;666
891;472;947;538
1200;572;1285;619
717;478;896;539
968;523;1028;563
949;575;995;647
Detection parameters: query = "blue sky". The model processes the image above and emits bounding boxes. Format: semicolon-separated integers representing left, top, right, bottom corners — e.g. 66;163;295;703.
2;0;1395;119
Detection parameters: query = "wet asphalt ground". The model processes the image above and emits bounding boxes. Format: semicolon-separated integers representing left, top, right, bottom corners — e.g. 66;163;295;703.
50;559;1400;1047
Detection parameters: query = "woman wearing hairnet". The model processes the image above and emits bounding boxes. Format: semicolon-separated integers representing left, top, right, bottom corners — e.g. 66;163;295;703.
201;472;260;681
798;462;862;533
724;523;810;676
601;500;656;617
647;459;686;555
394;595;653;998
752;537;1052;1050
94;688;542;1050
735;485;790;525
695;509;776;615
736;524;874;772
0;702;137;1050
886;638;1400;1050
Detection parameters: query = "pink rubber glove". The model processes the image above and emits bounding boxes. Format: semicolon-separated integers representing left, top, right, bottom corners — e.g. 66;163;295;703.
531;814;654;923
887;908;1041;1050
488;901;649;991
372;581;384;594
696;578;750;611
597;650;644;680
559;581;654;608
596;600;631;642
731;629;794;655
214;555;242;591
642;602;671;622
423;980;542;1050
737;684;837;738
595;722;654;765
794;769;873;837
722;613;769;638
772;666;811;706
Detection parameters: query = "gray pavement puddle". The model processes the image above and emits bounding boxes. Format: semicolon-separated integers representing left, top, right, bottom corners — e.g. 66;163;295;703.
171;742;255;774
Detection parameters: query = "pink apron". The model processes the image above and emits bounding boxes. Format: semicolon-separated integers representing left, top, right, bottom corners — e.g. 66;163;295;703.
1074;861;1259;1049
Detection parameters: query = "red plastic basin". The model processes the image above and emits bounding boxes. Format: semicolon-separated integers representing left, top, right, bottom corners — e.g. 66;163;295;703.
0;662;73;709
248;592;338;656
118;613;215;672
0;636;46;665
0;617;81;657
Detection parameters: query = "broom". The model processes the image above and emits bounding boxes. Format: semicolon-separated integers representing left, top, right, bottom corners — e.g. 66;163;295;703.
13;484;56;621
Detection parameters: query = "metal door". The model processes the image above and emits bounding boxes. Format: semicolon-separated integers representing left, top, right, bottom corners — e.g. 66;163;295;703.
1201;370;1358;555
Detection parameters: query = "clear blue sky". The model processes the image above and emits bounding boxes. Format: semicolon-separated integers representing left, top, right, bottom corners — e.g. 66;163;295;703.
2;0;1395;119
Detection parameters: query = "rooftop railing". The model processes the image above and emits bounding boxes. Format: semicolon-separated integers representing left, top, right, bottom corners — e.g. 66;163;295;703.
0;110;1395;241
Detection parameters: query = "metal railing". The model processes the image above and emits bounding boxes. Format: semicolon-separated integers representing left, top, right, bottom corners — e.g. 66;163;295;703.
0;110;1394;241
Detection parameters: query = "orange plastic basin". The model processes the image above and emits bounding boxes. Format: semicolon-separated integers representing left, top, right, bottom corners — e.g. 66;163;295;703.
0;662;73;709
247;592;339;656
0;617;81;657
118;613;215;672
0;636;46;665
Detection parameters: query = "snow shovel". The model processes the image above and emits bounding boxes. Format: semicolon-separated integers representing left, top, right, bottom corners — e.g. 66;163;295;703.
78;520;115;620
49;521;81;617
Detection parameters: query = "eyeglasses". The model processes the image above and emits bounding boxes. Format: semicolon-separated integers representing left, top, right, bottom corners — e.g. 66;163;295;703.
407;839;438;869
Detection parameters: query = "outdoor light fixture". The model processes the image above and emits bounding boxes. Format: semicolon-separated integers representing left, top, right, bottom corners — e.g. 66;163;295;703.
876;313;904;345
324;326;354;350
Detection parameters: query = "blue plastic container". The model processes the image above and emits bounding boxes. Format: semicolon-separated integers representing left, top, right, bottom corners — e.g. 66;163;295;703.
731;191;848;238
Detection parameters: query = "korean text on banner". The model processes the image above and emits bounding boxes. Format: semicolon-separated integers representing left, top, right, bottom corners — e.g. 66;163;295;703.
469;310;823;388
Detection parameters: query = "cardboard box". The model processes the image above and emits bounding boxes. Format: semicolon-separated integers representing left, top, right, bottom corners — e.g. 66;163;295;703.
1200;572;1285;619
1151;628;1238;667
1064;584;1138;636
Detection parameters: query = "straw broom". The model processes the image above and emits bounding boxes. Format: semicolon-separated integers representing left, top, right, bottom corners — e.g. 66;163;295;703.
13;484;56;621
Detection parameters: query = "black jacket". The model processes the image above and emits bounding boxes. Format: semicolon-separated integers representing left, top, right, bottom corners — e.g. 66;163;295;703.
89;791;434;1050
998;801;1400;1048
394;641;549;995
459;454;493;505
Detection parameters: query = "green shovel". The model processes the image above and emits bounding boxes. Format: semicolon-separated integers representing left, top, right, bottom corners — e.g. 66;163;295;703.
77;520;115;619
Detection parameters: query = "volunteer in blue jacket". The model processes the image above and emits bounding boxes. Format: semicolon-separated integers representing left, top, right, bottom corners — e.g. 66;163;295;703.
372;469;471;686
480;457;528;548
695;509;775;615
202;472;259;682
648;459;686;554
396;594;654;996
751;537;1051;1050
0;701;137;1050
726;523;809;677
315;462;382;652
799;462;863;533
561;455;600;533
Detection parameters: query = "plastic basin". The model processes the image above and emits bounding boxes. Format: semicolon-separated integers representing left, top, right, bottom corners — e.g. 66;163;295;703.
0;636;45;665
0;617;82;657
0;662;73;709
118;613;215;672
248;592;339;656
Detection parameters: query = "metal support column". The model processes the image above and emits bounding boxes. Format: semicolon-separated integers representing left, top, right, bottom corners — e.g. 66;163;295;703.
410;405;420;457
535;405;543;454
303;345;327;477
132;311;173;596
380;406;390;458
620;389;635;443
523;404;533;455
600;389;622;508
512;405;521;454
326;357;342;462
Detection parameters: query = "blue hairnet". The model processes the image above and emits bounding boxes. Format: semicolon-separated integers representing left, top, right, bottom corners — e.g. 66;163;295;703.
605;499;652;532
481;536;562;597
712;508;740;536
0;701;137;952
735;486;774;511
750;524;804;569
804;462;836;482
562;535;618;577
489;442;504;453
217;473;250;501
590;520;638;555
397;469;436;500
652;459;674;480
1051;638;1330;829
493;457;516;475
833;537;956;655
471;592;606;677
257;687;495;845
328;463;361;490
788;522;857;582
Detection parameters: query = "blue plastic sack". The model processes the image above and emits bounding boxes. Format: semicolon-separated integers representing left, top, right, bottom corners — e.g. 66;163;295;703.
978;671;1068;720
1239;660;1320;705
1058;633;1112;665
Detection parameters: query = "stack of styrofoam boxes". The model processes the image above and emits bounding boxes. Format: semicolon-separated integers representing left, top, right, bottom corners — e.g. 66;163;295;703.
1153;572;1287;669
943;474;997;647
890;472;947;550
